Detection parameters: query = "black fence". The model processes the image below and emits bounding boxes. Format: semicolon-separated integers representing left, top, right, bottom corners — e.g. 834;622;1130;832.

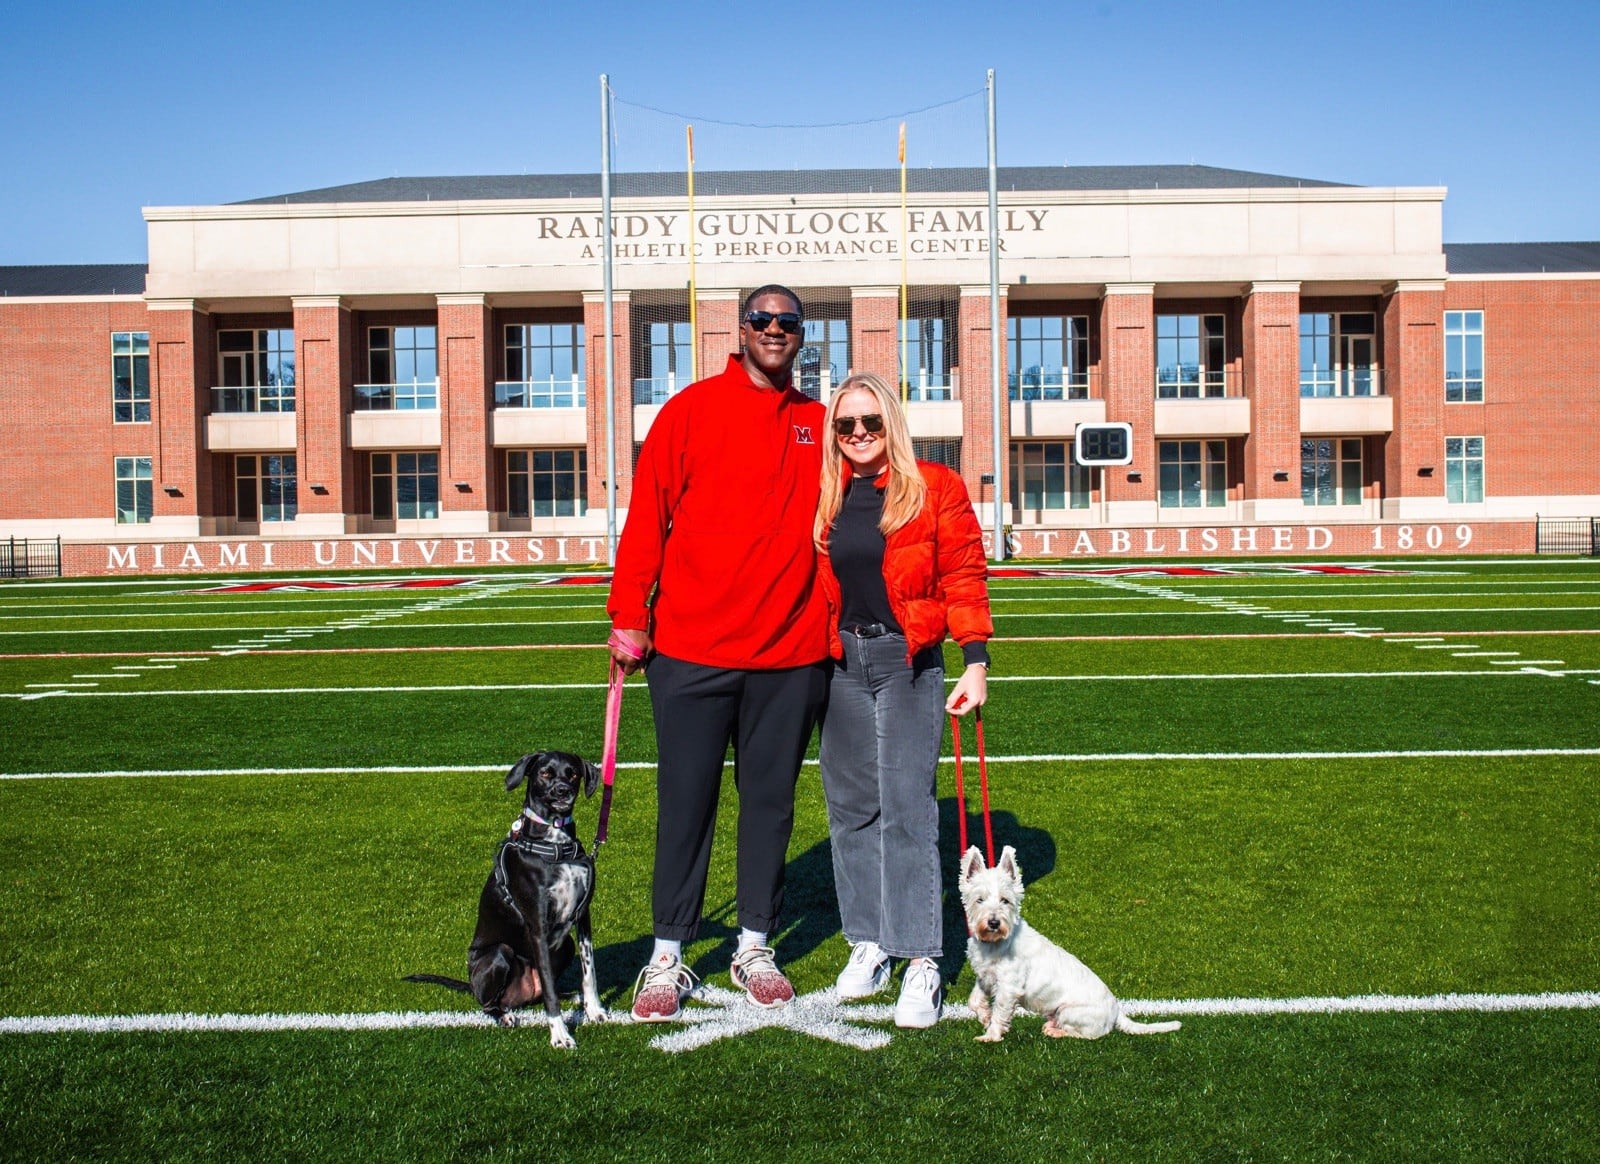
1535;518;1600;556
1;537;62;578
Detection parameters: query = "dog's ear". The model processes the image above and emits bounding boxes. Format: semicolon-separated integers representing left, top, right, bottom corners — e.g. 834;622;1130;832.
506;753;541;792
583;760;601;798
997;845;1021;884
960;846;986;885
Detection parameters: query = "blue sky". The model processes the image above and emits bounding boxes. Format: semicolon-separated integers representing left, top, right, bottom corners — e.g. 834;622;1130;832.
3;0;1597;264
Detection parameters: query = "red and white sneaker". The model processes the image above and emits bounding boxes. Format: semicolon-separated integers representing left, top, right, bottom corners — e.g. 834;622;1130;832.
630;953;698;1023
730;944;794;1008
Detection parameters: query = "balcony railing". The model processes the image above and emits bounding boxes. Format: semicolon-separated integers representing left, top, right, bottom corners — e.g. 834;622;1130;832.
495;378;586;409
899;372;952;402
1300;368;1385;398
354;382;438;411
1156;368;1239;399
211;386;296;414
1009;368;1093;401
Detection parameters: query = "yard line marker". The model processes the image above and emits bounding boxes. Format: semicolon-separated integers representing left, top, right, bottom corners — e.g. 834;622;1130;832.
23;682;97;688
71;673;132;679
1414;644;1474;650
1458;651;1520;657
5;990;1597;1036
1492;659;1565;666
1384;637;1443;643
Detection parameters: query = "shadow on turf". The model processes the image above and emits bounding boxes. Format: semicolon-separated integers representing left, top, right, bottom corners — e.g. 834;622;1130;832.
585;804;1056;998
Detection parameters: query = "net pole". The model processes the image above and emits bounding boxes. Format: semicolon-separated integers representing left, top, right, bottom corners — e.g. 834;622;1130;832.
687;124;698;384
898;121;909;404
987;69;1007;562
600;74;618;565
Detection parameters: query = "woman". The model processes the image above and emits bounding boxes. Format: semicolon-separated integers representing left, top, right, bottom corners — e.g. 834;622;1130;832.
814;371;993;1028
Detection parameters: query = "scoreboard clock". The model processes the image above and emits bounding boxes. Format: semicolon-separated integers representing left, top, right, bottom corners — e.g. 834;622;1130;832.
1074;422;1134;467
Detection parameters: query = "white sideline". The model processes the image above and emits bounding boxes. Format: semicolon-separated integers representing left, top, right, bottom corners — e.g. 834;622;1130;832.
4;990;1597;1035
5;747;1600;781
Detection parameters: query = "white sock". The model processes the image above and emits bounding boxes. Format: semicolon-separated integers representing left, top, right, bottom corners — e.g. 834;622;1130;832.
737;928;767;953
652;938;682;964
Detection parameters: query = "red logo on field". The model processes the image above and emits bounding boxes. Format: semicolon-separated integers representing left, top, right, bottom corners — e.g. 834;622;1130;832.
794;425;815;445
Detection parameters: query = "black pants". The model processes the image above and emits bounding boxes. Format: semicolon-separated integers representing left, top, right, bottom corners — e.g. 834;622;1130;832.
645;653;830;940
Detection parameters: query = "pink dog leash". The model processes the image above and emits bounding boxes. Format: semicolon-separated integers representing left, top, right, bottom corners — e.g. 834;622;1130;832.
596;630;646;852
948;703;996;867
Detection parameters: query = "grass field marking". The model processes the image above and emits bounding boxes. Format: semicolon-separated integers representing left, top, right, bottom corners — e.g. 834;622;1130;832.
70;673;132;679
1122;991;1600;1019
23;682;97;688
1414;643;1476;650
1490;658;1565;666
8;747;1600;781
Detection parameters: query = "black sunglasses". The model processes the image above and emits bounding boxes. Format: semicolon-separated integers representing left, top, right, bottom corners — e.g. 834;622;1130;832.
833;413;884;436
743;311;803;335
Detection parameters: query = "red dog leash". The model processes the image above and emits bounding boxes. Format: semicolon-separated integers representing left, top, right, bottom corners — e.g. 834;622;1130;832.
948;702;995;866
596;631;645;853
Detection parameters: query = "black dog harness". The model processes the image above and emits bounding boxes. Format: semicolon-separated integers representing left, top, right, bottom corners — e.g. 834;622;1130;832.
490;808;594;937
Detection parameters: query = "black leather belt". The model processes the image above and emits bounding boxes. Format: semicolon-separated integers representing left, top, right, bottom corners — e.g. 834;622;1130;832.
842;622;890;638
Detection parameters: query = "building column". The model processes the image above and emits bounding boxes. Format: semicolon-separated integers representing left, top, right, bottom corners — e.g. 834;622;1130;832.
437;293;493;534
1382;281;1447;518
292;296;355;535
958;285;1009;524
850;287;900;384
1241;281;1302;520
1098;284;1157;524
584;291;634;510
695;289;740;383
144;299;207;537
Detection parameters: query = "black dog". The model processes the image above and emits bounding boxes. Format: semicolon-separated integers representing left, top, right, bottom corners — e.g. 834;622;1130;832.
406;751;606;1047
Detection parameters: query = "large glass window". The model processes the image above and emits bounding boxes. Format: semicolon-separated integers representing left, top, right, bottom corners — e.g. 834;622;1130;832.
500;323;585;408
360;326;438;409
636;319;693;404
234;454;298;523
1446;437;1484;503
371;452;439;519
899;317;952;400
1300;439;1364;507
1445;311;1484;402
1158;440;1228;508
216;329;295;413
1011;442;1091;511
912;438;961;472
112;332;151;423
1008;316;1090;400
797;318;849;400
507;449;587;518
1156;315;1226;398
1299;312;1378;398
114;456;152;523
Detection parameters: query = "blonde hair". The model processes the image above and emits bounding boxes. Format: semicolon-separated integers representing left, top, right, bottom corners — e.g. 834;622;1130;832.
814;372;927;549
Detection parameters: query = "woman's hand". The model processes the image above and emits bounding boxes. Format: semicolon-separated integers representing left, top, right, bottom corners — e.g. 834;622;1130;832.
945;663;988;716
608;628;652;675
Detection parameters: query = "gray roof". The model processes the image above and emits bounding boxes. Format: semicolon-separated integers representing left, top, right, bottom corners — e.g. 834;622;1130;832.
1444;242;1600;275
0;264;148;297
238;164;1348;205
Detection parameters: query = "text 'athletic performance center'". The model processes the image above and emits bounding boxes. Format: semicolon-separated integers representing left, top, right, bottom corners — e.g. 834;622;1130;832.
2;164;1598;575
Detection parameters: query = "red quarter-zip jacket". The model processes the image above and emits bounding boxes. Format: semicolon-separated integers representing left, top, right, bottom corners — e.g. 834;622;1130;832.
607;354;831;670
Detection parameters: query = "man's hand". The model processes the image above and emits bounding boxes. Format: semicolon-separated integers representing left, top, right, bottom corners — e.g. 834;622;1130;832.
609;628;652;675
945;664;988;716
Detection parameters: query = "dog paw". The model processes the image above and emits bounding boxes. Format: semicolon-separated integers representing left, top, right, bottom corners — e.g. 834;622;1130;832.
549;1025;577;1050
583;1007;610;1025
975;1031;1004;1043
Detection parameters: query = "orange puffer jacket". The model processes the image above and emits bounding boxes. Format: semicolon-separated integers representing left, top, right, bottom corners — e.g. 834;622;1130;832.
818;460;994;661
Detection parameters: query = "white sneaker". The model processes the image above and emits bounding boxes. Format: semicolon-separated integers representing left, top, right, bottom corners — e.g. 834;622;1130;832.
893;958;943;1028
834;941;891;1000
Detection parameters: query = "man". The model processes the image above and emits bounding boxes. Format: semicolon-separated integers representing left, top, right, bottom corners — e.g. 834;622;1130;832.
608;285;832;1020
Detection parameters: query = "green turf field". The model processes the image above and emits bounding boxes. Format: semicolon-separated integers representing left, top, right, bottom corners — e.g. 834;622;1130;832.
3;558;1598;1161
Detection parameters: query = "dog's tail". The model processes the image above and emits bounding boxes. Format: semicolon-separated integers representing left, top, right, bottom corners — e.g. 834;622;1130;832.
1115;1009;1181;1035
403;973;474;994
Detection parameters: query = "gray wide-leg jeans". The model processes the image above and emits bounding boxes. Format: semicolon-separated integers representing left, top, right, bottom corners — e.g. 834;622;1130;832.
819;630;945;959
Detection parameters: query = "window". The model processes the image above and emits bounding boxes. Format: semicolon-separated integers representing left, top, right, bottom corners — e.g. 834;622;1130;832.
371;452;439;519
1300;439;1364;507
1299;313;1379;398
1158;440;1228;508
360;326;438;409
912;438;961;472
636;319;693;404
1445;437;1484;503
1445;311;1483;402
235;454;298;523
112;332;150;422
114;456;152;523
507;449;587;518
1156;315;1226;398
797;318;849;400
216;329;295;413
899;316;953;400
1011;442;1091;511
1008;316;1090;400
500;323;585;408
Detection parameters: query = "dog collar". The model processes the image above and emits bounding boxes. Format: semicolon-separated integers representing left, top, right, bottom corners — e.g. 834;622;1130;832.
512;807;574;834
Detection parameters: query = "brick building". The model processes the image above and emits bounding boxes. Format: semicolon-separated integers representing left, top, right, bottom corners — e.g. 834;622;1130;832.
2;166;1597;572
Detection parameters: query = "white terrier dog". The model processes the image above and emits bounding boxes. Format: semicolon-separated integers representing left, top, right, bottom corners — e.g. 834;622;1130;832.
960;845;1180;1043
